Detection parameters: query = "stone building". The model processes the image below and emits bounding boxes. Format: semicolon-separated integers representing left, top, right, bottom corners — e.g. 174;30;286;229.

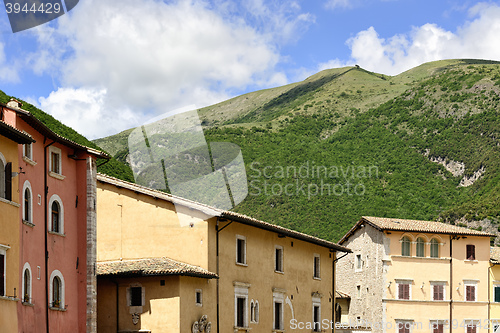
336;216;493;333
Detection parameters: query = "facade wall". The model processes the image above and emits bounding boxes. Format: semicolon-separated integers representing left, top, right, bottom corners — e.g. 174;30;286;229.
0;134;21;332
213;220;335;332
336;224;386;328
96;181;211;269
489;264;500;328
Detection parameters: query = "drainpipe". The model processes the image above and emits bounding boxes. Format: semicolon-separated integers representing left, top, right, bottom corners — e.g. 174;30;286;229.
489;263;491;333
44;139;56;333
450;235;454;333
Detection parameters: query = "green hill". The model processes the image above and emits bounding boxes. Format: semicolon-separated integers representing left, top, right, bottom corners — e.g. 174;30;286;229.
94;59;500;242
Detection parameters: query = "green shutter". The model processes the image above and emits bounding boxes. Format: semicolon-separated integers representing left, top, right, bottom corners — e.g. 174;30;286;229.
495;286;500;302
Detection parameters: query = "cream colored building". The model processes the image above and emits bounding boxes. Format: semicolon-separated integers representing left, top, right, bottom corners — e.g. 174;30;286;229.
489;248;500;333
336;216;493;333
96;174;350;333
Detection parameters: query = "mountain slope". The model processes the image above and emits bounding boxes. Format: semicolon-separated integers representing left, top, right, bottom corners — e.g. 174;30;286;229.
94;59;500;242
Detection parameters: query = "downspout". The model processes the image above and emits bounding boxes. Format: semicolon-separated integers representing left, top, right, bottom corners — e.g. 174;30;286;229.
44;139;56;333
489;263;491;333
450;235;454;333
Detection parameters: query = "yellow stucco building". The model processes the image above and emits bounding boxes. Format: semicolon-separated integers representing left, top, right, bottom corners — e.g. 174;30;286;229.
489;248;500;333
336;216;494;333
95;173;351;333
0;120;35;332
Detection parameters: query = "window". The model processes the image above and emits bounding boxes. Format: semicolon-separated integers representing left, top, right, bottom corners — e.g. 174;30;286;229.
465;321;478;333
250;300;259;323
0;246;6;297
3;162;12;201
234;283;249;328
494;285;500;303
49;270;65;309
464;281;477;302
397;281;411;300
466;245;476;260
430;239;440;258
355;253;362;272
48;195;64;234
0;154;5;200
416;238;425;257
49;146;62;175
397;321;412;333
23;141;32;160
313;298;321;332
22;263;32;303
430;321;447;333
313;254;321;278
273;290;285;331
401;236;411;256
357;285;361;298
195;289;202;306
275;246;283;273
236;235;246;265
130;287;142;306
22;181;33;224
432;283;445;301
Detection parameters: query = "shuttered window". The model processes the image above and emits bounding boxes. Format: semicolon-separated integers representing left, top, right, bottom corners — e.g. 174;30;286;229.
433;284;444;301
467;324;477;333
495;286;500;303
433;323;444;333
0;254;4;296
398;283;410;300
5;162;11;201
466;245;475;260
466;285;476;301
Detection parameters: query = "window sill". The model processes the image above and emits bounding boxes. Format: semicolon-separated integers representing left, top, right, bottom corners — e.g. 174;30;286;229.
274;270;284;274
22;156;36;166
236;262;248;267
272;330;285;333
233;326;251;332
391;255;450;261
22;301;34;307
313;277;321;281
464;259;478;263
49;306;67;312
22;220;35;228
48;172;66;181
0;197;20;207
0;296;19;302
48;231;65;237
196;303;202;307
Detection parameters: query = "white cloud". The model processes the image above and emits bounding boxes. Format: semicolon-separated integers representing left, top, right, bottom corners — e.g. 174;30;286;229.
29;0;313;139
38;87;141;140
325;2;500;75
0;41;21;83
325;0;354;10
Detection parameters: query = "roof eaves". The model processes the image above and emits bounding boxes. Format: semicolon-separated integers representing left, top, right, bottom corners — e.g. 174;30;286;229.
0;120;35;144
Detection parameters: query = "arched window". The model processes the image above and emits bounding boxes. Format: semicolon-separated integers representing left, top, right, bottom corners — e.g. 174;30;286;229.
401;236;411;256
22;264;31;303
416;238;425;257
52;202;60;233
250;300;255;322
49;270;65;309
48;195;64;234
254;301;259;323
430;239;439;258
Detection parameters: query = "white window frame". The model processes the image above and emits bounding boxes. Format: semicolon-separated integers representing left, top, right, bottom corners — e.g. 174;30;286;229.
464;280;478;302
430;281;446;301
22;180;33;225
494;284;500;303
464;320;479;333
0;244;9;297
234;283;249;328
195;289;202;307
126;283;145;314
273;290;285;331
396;320;414;333
396;279;413;300
313;253;321;279
236;235;247;265
48;194;64;235
274;245;284;273
22;133;33;162
355;253;363;272
312;296;321;332
49;270;65;309
22;262;32;304
48;146;62;175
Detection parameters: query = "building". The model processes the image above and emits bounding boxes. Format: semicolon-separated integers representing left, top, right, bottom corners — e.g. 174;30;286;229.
95;173;351;333
0;120;34;332
336;216;493;333
1;99;108;333
489;248;500;333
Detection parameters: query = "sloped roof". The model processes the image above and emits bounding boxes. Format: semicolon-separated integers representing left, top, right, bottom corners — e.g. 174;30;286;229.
339;216;494;244
2;103;109;159
0;120;35;144
97;257;218;279
336;290;350;299
97;173;351;253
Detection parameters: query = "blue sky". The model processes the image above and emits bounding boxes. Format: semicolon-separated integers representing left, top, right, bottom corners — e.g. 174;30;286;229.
0;0;499;139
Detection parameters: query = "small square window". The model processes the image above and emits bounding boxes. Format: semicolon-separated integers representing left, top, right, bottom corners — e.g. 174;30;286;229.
355;254;362;272
313;254;320;279
275;246;283;273
236;235;246;265
160;280;165;286
195;289;202;306
466;245;476;260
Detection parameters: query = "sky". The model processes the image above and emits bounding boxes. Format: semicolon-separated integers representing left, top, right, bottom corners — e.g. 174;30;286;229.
1;0;500;139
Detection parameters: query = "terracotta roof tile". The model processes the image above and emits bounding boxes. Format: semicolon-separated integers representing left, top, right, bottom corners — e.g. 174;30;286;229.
97;257;218;279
